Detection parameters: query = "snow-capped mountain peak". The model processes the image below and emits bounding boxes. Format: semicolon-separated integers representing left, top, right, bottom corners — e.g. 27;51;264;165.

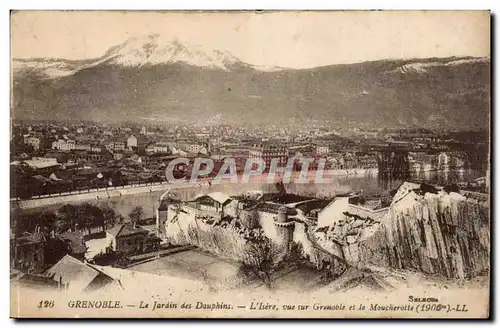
103;34;241;70
390;57;489;75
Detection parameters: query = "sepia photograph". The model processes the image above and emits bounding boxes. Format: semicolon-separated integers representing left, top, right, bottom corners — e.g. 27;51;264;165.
9;10;491;318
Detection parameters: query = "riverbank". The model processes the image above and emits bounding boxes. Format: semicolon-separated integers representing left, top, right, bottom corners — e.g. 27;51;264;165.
12;169;378;212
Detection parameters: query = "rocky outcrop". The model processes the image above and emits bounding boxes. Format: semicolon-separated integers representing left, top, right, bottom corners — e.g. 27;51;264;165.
379;188;489;278
318;182;489;279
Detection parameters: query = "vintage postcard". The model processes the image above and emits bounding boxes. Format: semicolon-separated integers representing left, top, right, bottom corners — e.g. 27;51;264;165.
10;10;490;318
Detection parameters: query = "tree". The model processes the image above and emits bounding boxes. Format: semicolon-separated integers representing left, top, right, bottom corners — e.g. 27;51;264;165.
78;203;105;234
102;207;118;229
240;231;284;289
56;204;80;231
129;206;144;225
39;212;57;236
240;210;261;231
54;219;70;234
117;215;125;225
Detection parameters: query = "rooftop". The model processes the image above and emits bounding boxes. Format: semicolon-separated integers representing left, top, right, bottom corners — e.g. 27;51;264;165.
44;254;115;292
107;223;149;238
194;192;231;205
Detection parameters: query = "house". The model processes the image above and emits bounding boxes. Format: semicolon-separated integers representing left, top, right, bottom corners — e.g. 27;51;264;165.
178;142;207;154
105;139;126;152
438;152;450;167
249;143;289;171
52;139;76;151
74;143;92;151
17;157;61;175
24;136;40;150
113;152;124;160
68;149;112;162
106;223;151;255
145;142;171;154
193;192;232;215
10;228;46;272
127;135;138;150
58;231;88;261
44;255;116;293
113;140;126;152
315;144;329;157
90;144;102;153
13;273;60;291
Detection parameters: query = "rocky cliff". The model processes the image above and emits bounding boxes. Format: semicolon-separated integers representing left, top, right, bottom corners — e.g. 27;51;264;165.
316;182;490;279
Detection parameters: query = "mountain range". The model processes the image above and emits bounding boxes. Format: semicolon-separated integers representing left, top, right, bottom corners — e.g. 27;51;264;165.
12;34;490;129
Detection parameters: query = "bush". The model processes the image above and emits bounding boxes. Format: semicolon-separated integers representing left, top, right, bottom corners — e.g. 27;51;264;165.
443;184;460;194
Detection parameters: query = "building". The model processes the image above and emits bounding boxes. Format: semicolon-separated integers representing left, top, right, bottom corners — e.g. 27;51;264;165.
106;223;151;255
44;255;117;292
11;228;46;272
24;136;40;150
58;231;88;261
178;142;207;154
249;143;289;170
113;140;126;152
90;144;102;153
193;192;232;215
127;135;138;149
113;152;124;160
52;139;75;151
15;157;60;175
145;142;171;154
315;144;329;157
74;143;92;151
68;150;111;162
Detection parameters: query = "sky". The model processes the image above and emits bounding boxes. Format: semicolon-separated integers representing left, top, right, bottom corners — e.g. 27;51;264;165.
11;11;490;68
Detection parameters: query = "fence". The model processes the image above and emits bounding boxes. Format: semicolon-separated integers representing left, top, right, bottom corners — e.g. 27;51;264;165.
10;180;171;201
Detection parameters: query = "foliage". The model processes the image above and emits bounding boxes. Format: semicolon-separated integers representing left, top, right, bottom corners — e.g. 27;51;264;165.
93;241;130;266
129;206;144;224
12;203;121;238
240;231;284;289
240;210;261;231
443;184;460;194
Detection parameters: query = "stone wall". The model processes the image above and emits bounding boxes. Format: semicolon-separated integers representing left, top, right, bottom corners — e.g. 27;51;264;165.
164;206;248;261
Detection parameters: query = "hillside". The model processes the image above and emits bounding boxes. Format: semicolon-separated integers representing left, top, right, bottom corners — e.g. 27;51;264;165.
12;35;490;129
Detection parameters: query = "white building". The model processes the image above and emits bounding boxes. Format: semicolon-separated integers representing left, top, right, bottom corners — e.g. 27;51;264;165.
316;145;329;156
127;135;138;149
180;143;207;154
52;139;75;151
74;143;91;151
146;142;170;154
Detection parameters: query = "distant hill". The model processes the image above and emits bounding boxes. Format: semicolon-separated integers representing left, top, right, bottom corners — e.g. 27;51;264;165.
12;34;490;129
